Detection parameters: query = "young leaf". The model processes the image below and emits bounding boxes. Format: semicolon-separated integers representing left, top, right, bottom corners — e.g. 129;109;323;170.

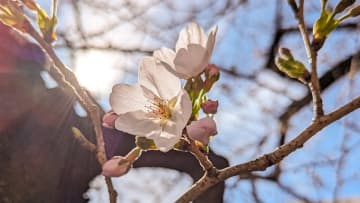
36;5;57;43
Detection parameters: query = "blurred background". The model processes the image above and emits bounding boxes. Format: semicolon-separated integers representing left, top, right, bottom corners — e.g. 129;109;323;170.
1;0;360;202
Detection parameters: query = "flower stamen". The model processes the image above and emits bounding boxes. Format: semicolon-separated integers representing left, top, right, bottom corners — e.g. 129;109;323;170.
145;98;172;126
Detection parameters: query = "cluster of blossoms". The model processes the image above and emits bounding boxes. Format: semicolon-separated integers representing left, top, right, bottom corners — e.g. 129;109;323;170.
102;23;220;177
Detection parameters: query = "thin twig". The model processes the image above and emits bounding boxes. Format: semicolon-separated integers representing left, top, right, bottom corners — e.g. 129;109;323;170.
296;0;324;118
277;181;312;203
105;177;118;202
51;0;58;18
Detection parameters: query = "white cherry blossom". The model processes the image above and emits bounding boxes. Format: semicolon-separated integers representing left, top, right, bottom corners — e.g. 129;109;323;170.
154;22;217;79
110;57;192;152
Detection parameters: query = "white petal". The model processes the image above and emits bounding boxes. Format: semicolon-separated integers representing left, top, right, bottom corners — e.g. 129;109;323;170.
172;89;192;127
206;26;217;58
138;57;158;95
153;47;176;68
140;85;159;101
175;22;207;52
153;121;182;152
145;129;162;140
174;45;210;78
110;84;147;114
139;56;181;100
150;90;192;152
114;110;161;136
152;132;178;152
153;47;188;78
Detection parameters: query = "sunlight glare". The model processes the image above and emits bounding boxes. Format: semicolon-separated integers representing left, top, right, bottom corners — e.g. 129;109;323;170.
74;51;122;96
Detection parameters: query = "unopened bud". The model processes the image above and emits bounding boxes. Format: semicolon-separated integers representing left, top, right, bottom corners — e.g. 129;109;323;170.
204;64;220;81
203;64;220;92
275;52;310;84
186;117;217;145
102;111;118;129
102;156;131;177
201;100;218;114
333;0;356;15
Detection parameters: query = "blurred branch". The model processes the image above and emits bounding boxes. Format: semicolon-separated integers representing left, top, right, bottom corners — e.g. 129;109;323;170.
277;181;312;203
333;80;356;201
55;36;153;54
250;180;262;203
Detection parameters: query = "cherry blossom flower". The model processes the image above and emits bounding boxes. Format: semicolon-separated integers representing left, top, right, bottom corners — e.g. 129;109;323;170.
110;57;192;152
154;22;217;79
186;117;217;145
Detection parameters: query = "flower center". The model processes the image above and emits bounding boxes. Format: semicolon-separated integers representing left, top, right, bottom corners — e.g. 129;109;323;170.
146;97;176;126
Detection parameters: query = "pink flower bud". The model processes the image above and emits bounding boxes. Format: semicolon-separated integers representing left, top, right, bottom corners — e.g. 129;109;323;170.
186;117;217;145
204;64;220;91
204;64;220;81
102;111;118;129
201;100;218;114
102;156;131;177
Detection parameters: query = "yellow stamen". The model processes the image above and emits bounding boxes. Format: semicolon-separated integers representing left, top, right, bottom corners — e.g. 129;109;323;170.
146;97;176;127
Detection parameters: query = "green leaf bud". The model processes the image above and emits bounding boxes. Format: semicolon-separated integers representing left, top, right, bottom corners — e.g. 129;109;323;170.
36;7;57;43
275;48;310;84
313;9;339;41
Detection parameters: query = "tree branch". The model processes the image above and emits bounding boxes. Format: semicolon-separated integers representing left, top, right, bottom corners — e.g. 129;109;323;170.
176;94;360;202
24;22;117;203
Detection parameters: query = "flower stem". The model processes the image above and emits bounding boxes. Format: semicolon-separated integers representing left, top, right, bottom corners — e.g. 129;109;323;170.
187;136;217;176
51;0;57;19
